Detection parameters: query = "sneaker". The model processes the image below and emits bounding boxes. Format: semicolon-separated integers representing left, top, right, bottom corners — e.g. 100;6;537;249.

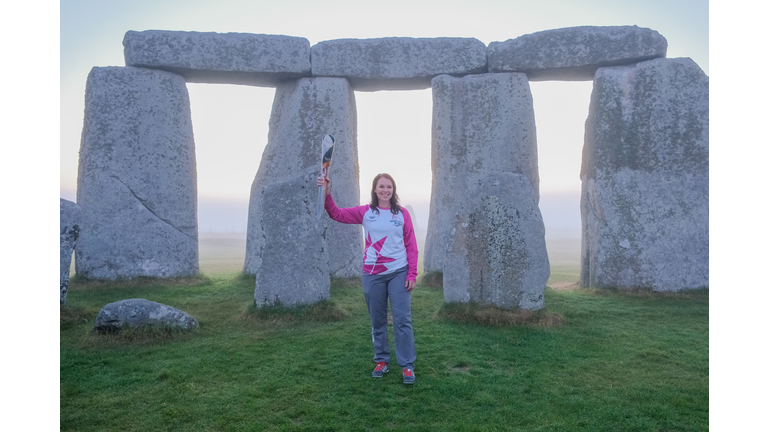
402;367;415;384
372;362;389;378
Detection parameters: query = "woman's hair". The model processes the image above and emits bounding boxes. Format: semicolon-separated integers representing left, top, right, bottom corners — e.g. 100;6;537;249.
369;173;401;215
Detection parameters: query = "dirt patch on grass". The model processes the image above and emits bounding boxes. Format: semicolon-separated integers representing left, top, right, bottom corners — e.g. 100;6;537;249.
419;272;443;288
549;281;580;291
437;302;564;328
242;299;349;324
60;304;98;327
330;276;363;289
583;286;710;298
69;275;211;291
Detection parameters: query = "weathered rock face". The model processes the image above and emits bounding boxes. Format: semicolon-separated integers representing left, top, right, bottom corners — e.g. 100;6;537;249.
581;58;709;291
254;168;330;307
71;26;709;298
76;66;198;280
244;77;362;279
94;299;199;332
425;73;540;273
488;26;667;81
311;37;487;91
60;199;80;305
444;173;548;310
123;30;311;86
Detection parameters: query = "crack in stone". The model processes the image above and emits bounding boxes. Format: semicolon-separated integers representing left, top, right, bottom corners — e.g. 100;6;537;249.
330;249;364;275
110;175;196;242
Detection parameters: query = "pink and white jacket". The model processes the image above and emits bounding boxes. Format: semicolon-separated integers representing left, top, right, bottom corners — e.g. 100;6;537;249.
325;195;418;281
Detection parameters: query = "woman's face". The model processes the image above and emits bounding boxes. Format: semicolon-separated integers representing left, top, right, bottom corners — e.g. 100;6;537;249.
375;177;394;205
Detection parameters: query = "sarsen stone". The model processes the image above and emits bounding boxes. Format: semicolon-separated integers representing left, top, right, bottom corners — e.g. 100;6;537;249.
60;199;80;305
244;77;362;278
444;173;549;310
425;73;539;272
76;66;198;280
581;58;709;291
253;168;330;308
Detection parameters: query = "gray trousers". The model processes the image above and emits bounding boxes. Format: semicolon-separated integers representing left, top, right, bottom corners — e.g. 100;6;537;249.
362;266;416;369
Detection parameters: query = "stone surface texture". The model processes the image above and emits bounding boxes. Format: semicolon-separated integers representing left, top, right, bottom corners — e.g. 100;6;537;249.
71;27;708;300
244;77;362;281
76;66;198;280
123;30;311;86
425;73;540;273
94;299;199;332
60;199;81;305
488;26;667;81
311;37;487;91
581;58;709;291
253;168;331;307
443;173;549;310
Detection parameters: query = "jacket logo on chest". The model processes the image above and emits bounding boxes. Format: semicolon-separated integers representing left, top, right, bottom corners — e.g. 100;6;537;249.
390;214;403;228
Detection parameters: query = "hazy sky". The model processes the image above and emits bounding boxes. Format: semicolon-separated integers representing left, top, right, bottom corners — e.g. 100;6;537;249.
59;0;708;231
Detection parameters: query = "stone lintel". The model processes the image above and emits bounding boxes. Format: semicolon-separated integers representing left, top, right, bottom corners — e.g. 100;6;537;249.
488;26;667;81
123;30;312;86
311;37;487;91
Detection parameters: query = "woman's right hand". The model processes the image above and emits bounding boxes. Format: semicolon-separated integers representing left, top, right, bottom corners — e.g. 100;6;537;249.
317;172;331;196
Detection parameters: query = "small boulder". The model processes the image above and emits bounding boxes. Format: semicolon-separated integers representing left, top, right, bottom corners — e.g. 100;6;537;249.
94;299;199;332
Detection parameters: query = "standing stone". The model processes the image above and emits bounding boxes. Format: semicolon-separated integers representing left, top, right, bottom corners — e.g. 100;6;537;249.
123;30;311;86
311;37;487;91
254;168;330;307
488;26;667;81
581;58;709;291
244;77;362;281
60;199;80;305
444;173;548;310
76;67;198;280
425;73;540;273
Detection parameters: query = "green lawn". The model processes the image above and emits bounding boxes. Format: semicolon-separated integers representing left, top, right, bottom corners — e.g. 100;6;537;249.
61;262;708;431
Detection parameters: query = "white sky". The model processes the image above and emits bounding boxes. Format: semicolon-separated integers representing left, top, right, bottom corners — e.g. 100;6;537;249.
59;0;709;231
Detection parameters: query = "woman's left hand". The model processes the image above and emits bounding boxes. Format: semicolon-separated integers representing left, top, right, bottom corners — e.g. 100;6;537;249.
405;280;416;292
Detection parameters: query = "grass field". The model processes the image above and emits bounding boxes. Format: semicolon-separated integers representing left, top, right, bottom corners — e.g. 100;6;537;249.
61;232;708;431
199;232;249;275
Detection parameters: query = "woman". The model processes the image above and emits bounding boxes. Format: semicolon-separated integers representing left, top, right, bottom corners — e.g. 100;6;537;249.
318;172;418;384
